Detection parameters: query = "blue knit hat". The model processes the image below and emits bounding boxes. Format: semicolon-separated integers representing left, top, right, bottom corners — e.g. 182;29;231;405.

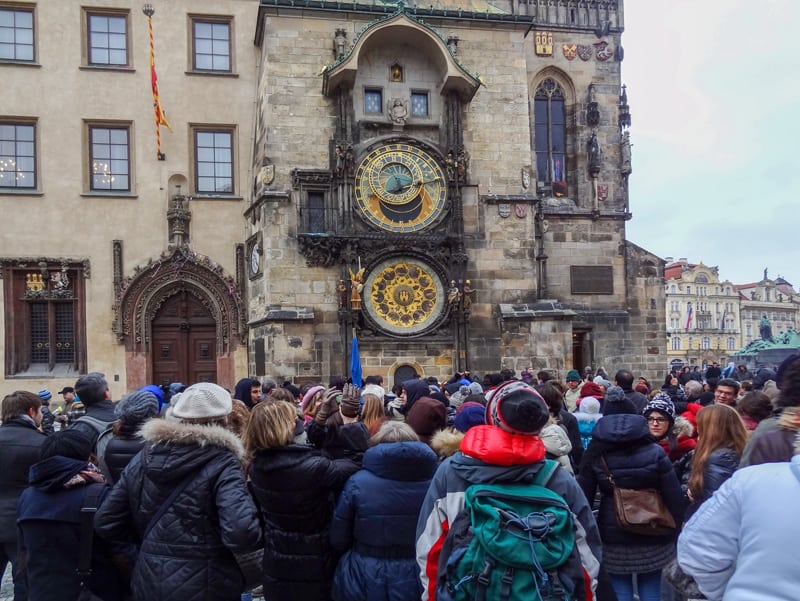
37;389;52;404
454;403;486;433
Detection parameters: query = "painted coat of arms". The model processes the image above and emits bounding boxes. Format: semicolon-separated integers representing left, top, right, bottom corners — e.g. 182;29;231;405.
562;44;577;60
577;45;593;61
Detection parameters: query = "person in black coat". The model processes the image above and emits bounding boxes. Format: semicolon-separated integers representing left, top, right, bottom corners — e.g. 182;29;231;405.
330;422;438;601
17;430;127;601
244;399;359;601
97;389;160;484
0;390;47;599
95;382;263;601
577;389;685;601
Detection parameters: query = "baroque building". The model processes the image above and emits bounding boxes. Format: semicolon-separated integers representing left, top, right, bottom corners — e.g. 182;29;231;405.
664;259;740;370
736;273;798;346
0;0;667;397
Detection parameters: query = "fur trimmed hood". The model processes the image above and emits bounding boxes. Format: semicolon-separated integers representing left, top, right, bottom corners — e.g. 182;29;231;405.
673;415;695;438
430;428;464;458
139;418;246;462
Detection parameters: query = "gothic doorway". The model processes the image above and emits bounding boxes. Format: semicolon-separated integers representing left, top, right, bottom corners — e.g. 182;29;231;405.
150;292;217;387
572;330;591;373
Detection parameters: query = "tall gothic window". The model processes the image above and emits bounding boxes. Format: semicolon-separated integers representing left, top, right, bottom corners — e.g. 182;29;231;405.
534;78;566;196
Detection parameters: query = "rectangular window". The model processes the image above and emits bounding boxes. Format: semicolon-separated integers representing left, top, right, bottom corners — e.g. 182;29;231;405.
192;18;231;72
0;7;34;61
0;121;36;189
194;128;234;194
87;11;128;66
364;89;383;114
411;91;429;117
307;191;325;233
3;262;86;375
89;125;130;191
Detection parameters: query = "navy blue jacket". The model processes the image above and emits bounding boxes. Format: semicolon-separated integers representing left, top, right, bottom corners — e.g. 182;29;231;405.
0;417;47;542
577;414;685;546
17;456;126;601
330;441;438;601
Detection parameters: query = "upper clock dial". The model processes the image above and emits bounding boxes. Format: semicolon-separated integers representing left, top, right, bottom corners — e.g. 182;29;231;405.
354;143;447;233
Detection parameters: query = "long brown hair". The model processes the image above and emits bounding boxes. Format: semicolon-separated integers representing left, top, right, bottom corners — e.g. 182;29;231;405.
360;393;385;435
688;404;748;500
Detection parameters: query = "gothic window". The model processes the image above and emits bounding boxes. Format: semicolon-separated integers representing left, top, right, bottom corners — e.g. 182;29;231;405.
3;260;87;376
534;78;566;194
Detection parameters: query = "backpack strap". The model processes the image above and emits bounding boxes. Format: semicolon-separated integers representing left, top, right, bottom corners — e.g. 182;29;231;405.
77;483;106;579
531;458;560;488
93;427;115;484
74;414;110;436
143;463;206;540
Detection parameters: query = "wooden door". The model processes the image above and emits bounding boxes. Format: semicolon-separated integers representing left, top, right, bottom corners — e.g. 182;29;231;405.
151;292;217;386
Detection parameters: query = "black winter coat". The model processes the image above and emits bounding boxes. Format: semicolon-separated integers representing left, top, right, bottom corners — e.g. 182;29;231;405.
330;441;438;601
577;414;685;546
17;457;126;601
248;443;359;601
0;417;47;542
94;420;263;601
100;420;148;484
684;446;739;521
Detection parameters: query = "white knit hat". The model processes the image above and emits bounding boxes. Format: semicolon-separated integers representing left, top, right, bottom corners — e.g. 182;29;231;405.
170;382;232;421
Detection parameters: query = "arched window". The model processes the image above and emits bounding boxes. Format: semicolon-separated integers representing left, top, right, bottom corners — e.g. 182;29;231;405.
534;78;566;195
695;274;709;283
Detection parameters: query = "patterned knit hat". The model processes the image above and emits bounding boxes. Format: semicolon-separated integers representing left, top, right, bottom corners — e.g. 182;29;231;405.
170;382;232;421
37;389;52;404
485;380;549;435
643;393;675;423
115;390;159;422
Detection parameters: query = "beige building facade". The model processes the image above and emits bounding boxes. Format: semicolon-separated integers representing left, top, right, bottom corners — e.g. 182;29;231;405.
1;0;668;399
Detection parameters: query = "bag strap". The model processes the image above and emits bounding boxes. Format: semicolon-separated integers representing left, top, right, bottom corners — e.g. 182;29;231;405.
599;455;617;487
93;427;115;484
77;483;106;578
143;464;205;540
532;458;559;487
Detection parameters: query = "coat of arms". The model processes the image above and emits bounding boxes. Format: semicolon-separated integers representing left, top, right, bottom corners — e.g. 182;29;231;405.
597;183;609;201
562;44;577;61
577;45;593;61
515;204;527;218
498;203;511;218
594;40;613;62
535;31;553;56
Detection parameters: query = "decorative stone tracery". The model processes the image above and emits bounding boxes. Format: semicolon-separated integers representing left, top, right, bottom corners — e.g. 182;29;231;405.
113;247;246;353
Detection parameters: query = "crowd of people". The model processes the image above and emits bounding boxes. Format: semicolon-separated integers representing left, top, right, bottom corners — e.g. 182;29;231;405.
0;355;799;601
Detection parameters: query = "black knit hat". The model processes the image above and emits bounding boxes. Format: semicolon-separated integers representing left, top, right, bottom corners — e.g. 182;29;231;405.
40;430;93;461
486;381;549;435
603;386;638;415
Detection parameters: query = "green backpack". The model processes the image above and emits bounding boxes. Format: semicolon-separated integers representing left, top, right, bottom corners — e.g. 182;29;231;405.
437;460;582;601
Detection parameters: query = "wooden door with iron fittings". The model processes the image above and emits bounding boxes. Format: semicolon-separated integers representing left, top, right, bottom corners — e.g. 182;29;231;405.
151;291;217;387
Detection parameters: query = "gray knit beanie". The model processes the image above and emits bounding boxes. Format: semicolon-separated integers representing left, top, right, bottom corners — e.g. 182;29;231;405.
115;390;159;422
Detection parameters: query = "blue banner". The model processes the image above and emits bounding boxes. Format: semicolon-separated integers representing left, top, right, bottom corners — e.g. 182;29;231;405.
350;335;362;387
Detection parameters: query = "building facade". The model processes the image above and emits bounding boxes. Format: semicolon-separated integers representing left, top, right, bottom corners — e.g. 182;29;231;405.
737;275;798;346
0;0;668;398
664;259;740;370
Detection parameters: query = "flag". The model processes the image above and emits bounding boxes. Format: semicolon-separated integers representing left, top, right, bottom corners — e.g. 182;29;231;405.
146;12;171;159
685;304;693;331
720;309;727;330
350;333;362;387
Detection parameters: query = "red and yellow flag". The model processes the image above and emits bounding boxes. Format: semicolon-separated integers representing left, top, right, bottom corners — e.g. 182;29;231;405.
146;12;171;158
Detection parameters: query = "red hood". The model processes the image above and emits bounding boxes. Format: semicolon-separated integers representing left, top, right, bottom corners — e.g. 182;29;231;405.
659;435;697;461
459;425;546;466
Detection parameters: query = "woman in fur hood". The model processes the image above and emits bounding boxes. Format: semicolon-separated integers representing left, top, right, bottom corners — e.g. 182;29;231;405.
94;382;264;601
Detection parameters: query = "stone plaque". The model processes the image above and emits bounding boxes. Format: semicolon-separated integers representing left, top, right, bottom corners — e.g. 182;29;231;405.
570;266;614;295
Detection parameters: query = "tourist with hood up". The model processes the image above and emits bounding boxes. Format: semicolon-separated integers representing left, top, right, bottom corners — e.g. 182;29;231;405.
405;395;447;446
17;430;128;601
400;378;431;416
416;380;602;601
577;386;685;601
573;396;602;450
94;382;263;601
245;398;359;601
234;377;263;410
331;422;439;601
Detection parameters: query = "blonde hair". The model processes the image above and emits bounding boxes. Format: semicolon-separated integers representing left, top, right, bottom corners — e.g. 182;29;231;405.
268;387;296;404
369;421;418;446
688;404;748;500
226;399;251;437
244;400;297;453
360;393;385;434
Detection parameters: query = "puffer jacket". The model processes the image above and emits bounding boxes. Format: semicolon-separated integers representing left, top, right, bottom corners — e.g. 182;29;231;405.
248;443;360;601
94;419;263;601
0;416;47;542
100;420;149;484
684;446;739;521
577;414;685;546
330;441;438;601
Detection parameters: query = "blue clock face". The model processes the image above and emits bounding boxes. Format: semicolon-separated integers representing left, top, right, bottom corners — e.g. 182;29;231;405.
354;143;447;233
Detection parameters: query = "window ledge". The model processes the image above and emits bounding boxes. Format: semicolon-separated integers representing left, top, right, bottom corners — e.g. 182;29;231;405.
191;194;243;201
80;191;138;198
0;189;43;196
79;65;136;73
9;365;80;379
185;70;239;78
0;60;41;68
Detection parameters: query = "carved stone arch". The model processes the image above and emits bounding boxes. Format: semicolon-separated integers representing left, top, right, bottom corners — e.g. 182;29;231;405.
323;12;480;102
530;66;577;106
114;248;246;355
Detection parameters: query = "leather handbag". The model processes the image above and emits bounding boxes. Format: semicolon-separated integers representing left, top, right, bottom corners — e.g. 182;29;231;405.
600;456;677;535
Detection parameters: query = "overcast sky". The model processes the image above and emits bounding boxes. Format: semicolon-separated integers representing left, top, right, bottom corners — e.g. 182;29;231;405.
622;1;800;289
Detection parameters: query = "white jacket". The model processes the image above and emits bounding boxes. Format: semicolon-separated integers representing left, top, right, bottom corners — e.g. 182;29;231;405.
677;455;800;601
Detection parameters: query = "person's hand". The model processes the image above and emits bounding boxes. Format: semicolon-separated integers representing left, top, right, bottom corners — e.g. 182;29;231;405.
315;387;341;424
342;383;361;406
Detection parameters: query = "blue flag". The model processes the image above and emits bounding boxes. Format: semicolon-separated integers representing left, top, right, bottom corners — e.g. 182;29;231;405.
350;334;362;387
